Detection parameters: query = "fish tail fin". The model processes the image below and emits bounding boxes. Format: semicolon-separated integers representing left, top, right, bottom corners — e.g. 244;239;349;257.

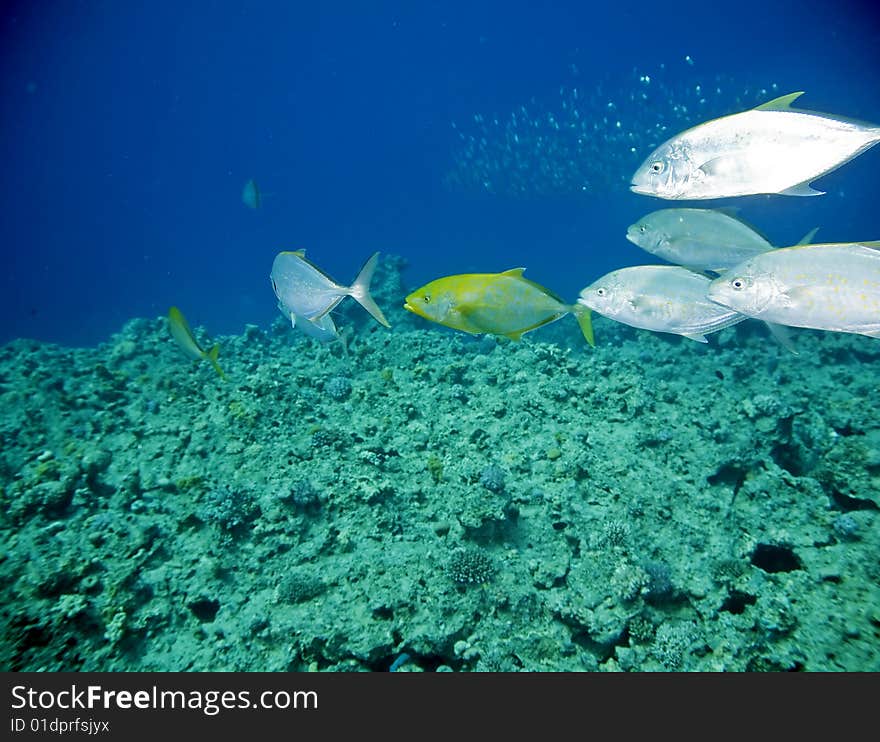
571;304;595;347
349;252;391;328
207;344;226;379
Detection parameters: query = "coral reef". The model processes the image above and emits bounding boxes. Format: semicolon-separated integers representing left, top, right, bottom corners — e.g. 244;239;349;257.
0;258;878;671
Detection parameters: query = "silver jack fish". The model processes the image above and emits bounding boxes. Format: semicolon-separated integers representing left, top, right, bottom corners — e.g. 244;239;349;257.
626;208;817;273
707;242;880;338
270;250;390;339
577;265;745;342
631;92;880;199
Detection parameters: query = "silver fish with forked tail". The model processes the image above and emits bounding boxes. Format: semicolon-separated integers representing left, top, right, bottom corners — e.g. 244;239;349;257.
270;250;390;340
578;265;746;342
631;92;880;200
626;207;817;273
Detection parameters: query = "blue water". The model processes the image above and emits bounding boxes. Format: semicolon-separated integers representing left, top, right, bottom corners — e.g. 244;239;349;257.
1;0;879;347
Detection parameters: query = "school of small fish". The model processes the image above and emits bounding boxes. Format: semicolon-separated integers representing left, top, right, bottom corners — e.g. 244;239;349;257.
169;90;880;373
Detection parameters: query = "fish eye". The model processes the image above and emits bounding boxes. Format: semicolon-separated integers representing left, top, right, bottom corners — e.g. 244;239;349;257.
730;277;746;290
596;287;606;297
650;161;664;174
639;225;647;233
423;294;431;303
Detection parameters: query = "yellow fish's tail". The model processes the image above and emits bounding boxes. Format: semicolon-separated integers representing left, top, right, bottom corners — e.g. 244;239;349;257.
572;304;595;347
206;344;226;380
349;252;391;328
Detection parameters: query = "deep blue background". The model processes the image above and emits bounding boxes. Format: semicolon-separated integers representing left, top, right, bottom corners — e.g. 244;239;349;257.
1;0;879;346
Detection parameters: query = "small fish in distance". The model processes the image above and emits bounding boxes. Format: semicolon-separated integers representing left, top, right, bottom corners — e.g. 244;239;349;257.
242;178;261;209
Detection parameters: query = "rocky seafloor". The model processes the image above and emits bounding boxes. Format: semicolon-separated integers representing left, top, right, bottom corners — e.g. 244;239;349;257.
1;256;878;672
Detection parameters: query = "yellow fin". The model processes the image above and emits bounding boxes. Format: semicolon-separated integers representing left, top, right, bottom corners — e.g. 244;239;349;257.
573;305;594;347
499;267;526;277
168;306;204;361
754;91;804;112
207;344;226;380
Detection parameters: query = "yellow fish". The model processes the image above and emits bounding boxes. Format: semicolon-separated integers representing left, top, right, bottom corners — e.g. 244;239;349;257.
167;306;225;379
404;268;594;345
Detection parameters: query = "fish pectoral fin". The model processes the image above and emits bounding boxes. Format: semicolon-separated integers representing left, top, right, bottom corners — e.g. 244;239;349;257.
779;286;816;308
698;156;740;178
754;91;805;111
448;307;489;335
779;182;825;197
628;295;663;312
764;322;799;355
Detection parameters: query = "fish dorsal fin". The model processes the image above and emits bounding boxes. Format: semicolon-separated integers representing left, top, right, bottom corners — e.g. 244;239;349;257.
710;207;775;243
754;91;805;112
279;249;342;286
859;240;880;249
754;92;880;131
497;267;568;305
